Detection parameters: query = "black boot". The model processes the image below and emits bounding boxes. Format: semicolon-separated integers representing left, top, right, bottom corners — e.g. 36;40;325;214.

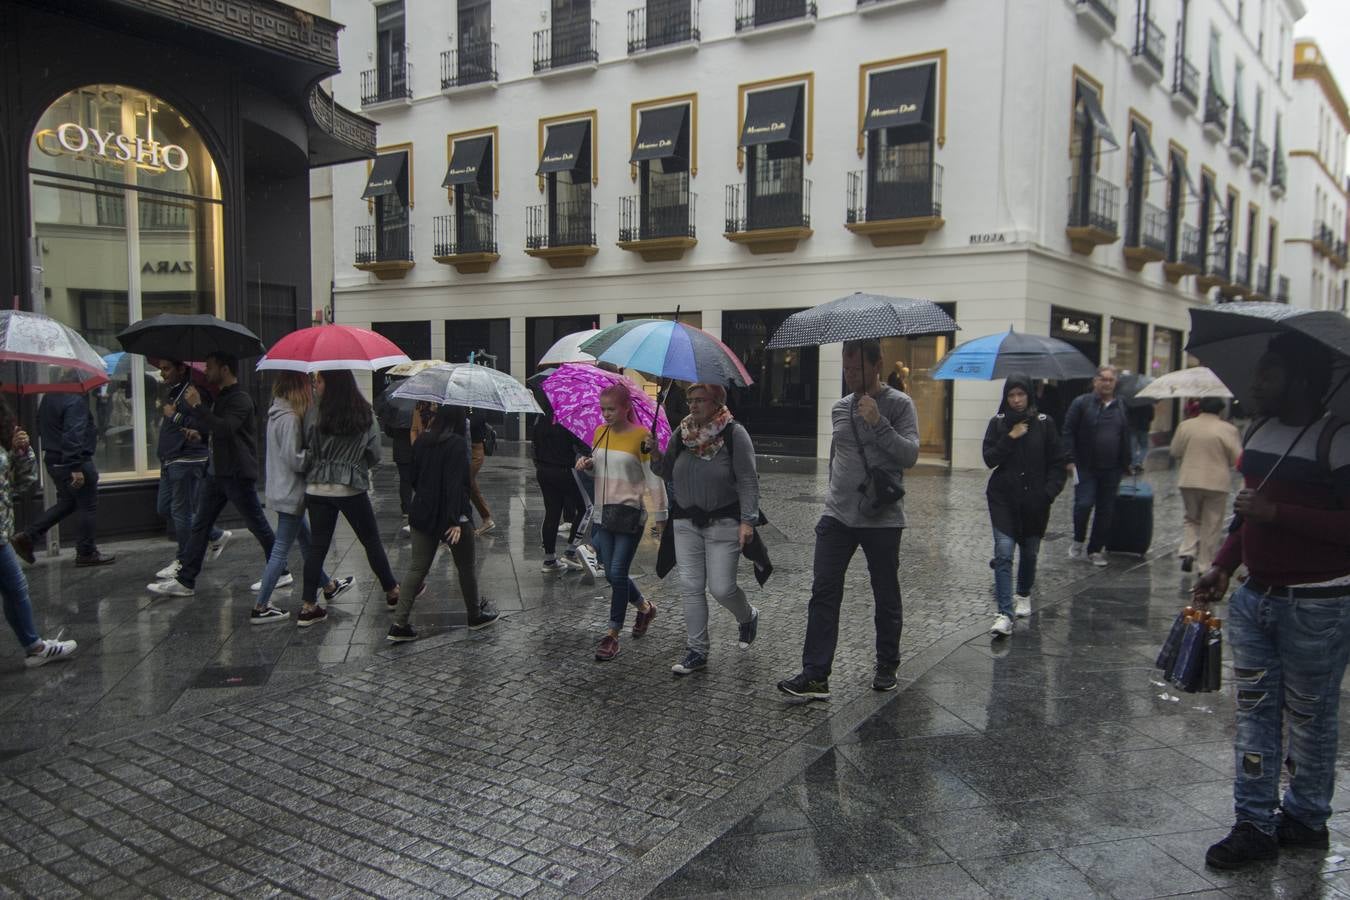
1206;822;1279;869
1277;810;1331;849
468;597;499;630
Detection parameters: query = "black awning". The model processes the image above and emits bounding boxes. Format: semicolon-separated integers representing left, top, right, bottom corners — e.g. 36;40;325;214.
537;120;590;174
443;136;492;187
362;151;409;204
1075;82;1120;149
740;85;802;147
1131;122;1165;176
631;105;689;162
864;65;932;131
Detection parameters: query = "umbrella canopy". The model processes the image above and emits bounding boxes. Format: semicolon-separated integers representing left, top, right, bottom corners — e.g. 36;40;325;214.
580;319;753;387
0;310;109;395
539;363;671;452
931;329;1098;381
539;330;600;366
257;325;410;373
117;314;264;361
391;363;542;414
384;359;446;377
374;380;417;429
766;292;959;349
1115;371;1157;408
1186;302;1350;416
1135;366;1233;400
102;351;161;381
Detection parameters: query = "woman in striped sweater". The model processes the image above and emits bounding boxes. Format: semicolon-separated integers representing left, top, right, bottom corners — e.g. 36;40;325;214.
576;384;667;661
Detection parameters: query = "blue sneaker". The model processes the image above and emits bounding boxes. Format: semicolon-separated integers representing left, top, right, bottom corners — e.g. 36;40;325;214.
671;650;707;676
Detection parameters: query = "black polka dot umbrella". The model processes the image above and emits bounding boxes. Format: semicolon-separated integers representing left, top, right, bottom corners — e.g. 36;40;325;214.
766;293;959;348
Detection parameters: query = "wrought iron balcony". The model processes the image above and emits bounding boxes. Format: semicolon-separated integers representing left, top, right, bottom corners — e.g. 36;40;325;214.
628;1;700;53
356;223;413;264
1067;174;1120;235
1340;240;1349;263
846;161;943;224
1235;251;1251;289
1206;235;1231;282
1132;13;1165;78
1075;0;1117;35
1230;112;1251;157
1251;138;1270;176
1172;51;1200;109
1126;200;1168;253
1272;152;1287;192
1178;222;1203;267
1256;263;1271;297
441;42;497;89
1203;88;1228;138
619;191;696;242
1276;275;1290;302
1315;221;1336;254
726;176;812;233
534;20;599;73
433;213;498;257
526;201;596;249
734;0;817;32
361;61;413;106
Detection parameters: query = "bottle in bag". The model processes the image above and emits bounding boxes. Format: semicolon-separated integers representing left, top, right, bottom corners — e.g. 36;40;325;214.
1201;617;1223;693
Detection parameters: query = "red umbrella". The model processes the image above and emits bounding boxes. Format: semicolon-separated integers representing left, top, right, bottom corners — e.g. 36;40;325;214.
256;325;411;373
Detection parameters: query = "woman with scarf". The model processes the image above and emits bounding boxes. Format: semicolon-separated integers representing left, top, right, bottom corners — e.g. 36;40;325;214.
652;383;760;676
982;375;1069;636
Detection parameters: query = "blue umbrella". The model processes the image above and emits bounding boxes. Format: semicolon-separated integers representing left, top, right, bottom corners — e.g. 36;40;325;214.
102;351;158;380
579;319;753;387
932;328;1098;381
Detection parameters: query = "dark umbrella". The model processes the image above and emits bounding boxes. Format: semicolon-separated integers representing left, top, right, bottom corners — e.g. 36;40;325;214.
1186;302;1350;416
375;380;416;430
766;292;959;348
931;328;1098;381
117;314;265;361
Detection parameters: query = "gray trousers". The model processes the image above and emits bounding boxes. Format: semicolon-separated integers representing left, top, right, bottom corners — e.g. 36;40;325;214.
393;526;478;627
673;518;755;655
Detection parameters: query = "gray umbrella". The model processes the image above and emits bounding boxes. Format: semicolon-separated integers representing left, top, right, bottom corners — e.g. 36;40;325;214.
766;293;959;348
390;363;542;414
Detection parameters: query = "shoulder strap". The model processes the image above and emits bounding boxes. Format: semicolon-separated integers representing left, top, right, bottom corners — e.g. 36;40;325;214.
1243;416;1270;445
1317;415;1349;473
847;398;874;475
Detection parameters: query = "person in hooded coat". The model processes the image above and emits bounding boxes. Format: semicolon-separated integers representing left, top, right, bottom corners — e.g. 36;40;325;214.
983;375;1069;636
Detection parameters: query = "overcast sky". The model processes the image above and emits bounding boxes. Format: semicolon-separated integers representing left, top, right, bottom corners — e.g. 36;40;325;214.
1295;0;1350;91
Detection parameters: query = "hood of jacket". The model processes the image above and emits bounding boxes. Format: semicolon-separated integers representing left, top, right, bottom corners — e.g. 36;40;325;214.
264;398;308;514
998;374;1037;420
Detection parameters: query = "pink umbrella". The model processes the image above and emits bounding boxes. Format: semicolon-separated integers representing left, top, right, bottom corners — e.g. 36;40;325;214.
540;363;672;453
256;325;410;373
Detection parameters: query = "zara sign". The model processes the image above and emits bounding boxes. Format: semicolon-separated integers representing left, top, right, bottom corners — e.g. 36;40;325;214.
35;122;190;172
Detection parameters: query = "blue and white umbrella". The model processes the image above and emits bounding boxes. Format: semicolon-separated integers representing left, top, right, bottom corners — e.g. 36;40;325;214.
932;328;1098;381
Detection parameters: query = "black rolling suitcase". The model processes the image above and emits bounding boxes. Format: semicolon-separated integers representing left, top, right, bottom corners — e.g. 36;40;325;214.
1106;478;1153;555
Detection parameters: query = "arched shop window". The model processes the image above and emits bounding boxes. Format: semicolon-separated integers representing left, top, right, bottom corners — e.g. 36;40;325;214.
28;84;224;480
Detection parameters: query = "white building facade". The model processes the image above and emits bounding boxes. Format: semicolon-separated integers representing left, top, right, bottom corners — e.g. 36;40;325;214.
326;0;1305;468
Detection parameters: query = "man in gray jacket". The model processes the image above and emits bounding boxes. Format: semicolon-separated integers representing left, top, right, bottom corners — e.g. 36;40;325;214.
778;339;920;700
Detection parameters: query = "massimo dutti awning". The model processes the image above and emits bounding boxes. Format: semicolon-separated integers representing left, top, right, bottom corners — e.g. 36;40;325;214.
1131;122;1165;177
740;85;802;147
442;136;491;187
864;65;932;131
537;121;590;174
1075;82;1120;149
362;151;410;204
630;105;689;162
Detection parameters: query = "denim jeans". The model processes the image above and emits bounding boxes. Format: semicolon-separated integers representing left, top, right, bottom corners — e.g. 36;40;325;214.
801;515;903;680
177;476;276;588
673;518;754;656
156;461;223;559
590;524;645;632
26;461;99;557
0;541;39;650
255;512;329;610
1228;582;1350;833
992;527;1040;617
1072;468;1122;553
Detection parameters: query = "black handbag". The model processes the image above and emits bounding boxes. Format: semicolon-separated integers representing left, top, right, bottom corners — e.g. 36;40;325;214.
847;398;905;513
595;426;646;534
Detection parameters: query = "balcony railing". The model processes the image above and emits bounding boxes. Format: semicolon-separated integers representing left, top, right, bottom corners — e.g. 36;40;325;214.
1272;152;1287;190
96;194;193;230
619;190;697;241
1257;263;1271;297
1230;113;1251;156
1235;251;1251;288
726;176;812;232
1172;221;1203;268
534;20;599;73
1132;13;1165;76
1276;275;1290;302
845;161;943;223
526;201;596;249
1127;200;1168;253
441;42;497;89
1316;221;1336;251
1338;239;1349;263
628;1;700;53
1067;174;1120;235
361;61;413;106
1207;235;1231;282
1076;0;1117;30
1251;138;1270;175
433;212;498;256
355;223;414;264
1172;51;1200;107
1204;88;1228;136
734;0;817;32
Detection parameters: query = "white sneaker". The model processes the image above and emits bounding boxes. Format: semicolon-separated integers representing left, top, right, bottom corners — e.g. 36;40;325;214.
399;517;411;537
476;519;497;536
990;614;1013;636
558;523;572;536
207;530;232;561
1068;541;1086;560
155;561;181;580
148;579;194;597
250;572;294;592
558;552;585;570
1088;551;1109;568
1013;595;1032;618
26;639;77;667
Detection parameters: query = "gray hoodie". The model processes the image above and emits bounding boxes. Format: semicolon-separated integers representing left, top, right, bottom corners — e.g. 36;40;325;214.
265;398;308;515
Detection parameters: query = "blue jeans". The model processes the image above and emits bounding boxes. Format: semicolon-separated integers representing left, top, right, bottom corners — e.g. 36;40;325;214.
590;525;645;631
156;461;223;559
992;527;1040;617
1072;468;1121;553
0;542;39;650
255;512;329;610
1228;582;1350;833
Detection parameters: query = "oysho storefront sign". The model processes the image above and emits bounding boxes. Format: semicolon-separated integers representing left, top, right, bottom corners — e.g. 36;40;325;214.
34;123;189;172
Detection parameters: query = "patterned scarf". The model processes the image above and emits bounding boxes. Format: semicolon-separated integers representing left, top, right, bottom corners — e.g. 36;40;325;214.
680;406;734;461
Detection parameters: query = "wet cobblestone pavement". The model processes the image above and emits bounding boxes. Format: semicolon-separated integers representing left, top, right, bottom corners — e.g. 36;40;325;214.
1;446;1344;897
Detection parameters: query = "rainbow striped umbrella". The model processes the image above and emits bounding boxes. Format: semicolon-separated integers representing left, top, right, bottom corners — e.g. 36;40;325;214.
579;319;753;387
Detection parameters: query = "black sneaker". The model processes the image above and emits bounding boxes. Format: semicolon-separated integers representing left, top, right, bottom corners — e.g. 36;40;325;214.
872;665;899;692
1180;555;1195;573
1206;822;1279;869
386;623;419;643
777;673;830;701
671;650;707;676
249;604;288;625
1277;811;1331;849
468;599;499;630
738;608;760;649
323;576;354;601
